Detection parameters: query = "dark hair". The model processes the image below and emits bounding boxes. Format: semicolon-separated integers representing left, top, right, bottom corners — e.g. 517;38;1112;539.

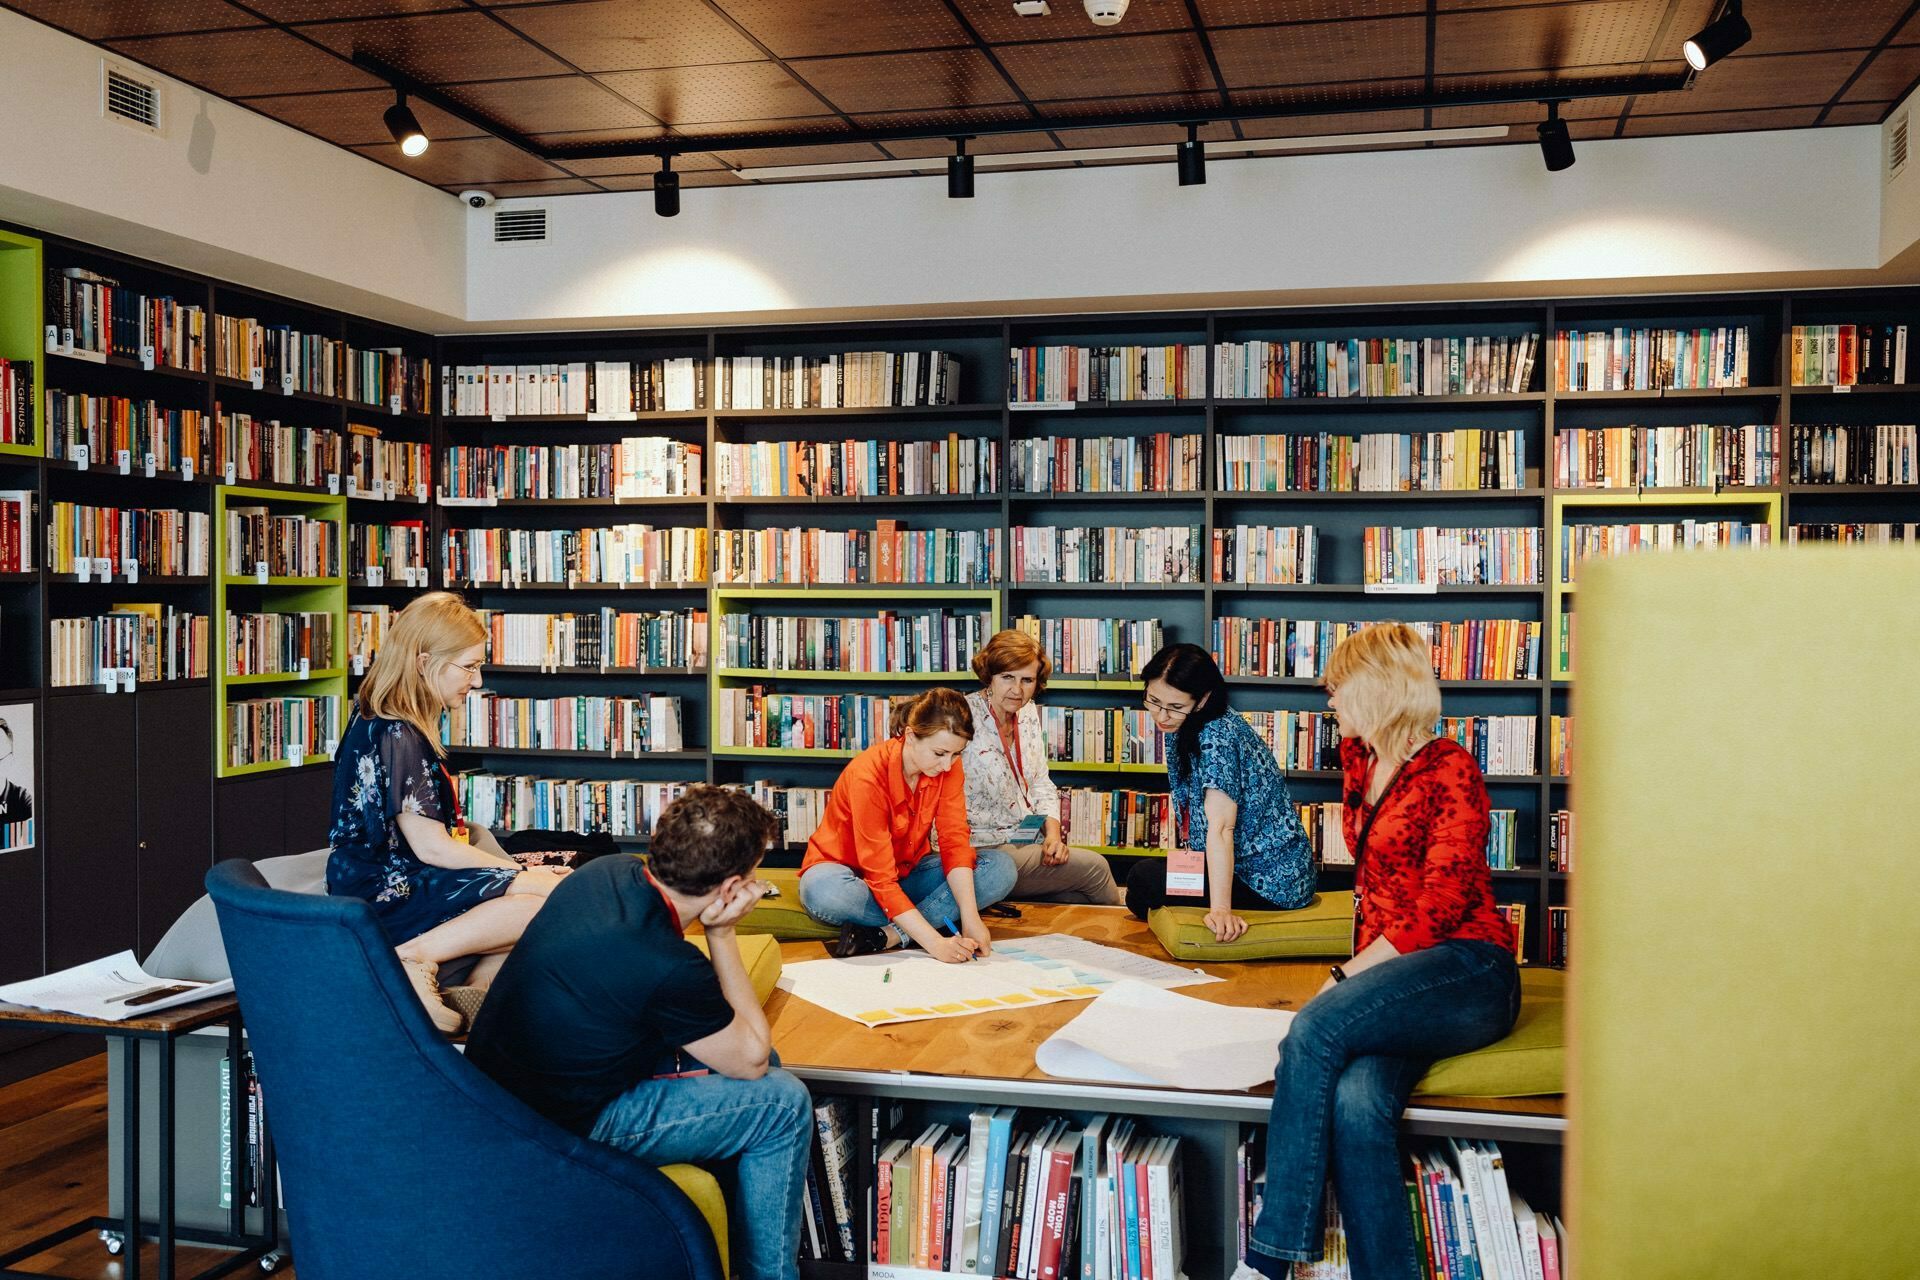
1141;643;1229;773
888;687;976;740
647;784;778;895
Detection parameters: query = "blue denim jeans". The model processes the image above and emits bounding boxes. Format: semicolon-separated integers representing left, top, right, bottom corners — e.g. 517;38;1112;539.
797;848;1019;930
588;1058;813;1280
1249;939;1521;1280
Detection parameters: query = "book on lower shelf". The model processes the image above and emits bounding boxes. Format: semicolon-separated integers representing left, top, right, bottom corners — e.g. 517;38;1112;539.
1012;616;1162;683
1560;519;1775;583
51;604;208;688
1010;526;1204;586
0;357;31;447
715;435;997;498
1009;434;1204;494
216;411;342;490
1553;325;1749;391
720;606;991;675
1301;805;1522;871
51;501;209;577
47;265;207;370
442;525;708;587
721;349;960;410
1058;788;1180;854
1790;323;1907;386
1363;526;1542;588
1216;431;1528;493
0;491;36;572
1553;425;1777;490
223;506;339;578
714;524;1000;586
48;390;207;472
717;687;890;753
1213;334;1538;399
476;607;708;671
1787;522;1920;544
1403;1140;1564;1280
1547;809;1573;873
1211;525;1319;586
223;610;334;678
442;357;702;416
225;693;339;769
439;438;703;501
346;423;430;499
1546;907;1570;969
350;520;428;583
1010;343;1203;404
443;691;685;754
1786;424;1918;485
1039;706;1169;769
1211;618;1542;682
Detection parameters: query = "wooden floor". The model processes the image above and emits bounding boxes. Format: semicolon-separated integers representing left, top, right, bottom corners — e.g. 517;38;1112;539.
0;1053;294;1280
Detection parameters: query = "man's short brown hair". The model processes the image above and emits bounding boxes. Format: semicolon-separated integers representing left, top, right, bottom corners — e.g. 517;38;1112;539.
648;785;778;894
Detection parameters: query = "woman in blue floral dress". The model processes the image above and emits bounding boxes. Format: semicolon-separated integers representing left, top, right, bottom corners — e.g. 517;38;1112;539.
328;593;569;1032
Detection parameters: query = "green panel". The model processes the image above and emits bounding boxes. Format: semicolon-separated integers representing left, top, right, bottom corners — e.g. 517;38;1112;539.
1573;547;1920;1278
0;229;45;456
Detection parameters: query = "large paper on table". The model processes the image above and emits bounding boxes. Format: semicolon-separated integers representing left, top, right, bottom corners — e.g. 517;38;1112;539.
0;951;233;1022
1035;980;1294;1091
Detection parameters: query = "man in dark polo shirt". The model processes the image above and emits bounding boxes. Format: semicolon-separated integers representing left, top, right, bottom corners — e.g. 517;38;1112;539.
466;786;810;1280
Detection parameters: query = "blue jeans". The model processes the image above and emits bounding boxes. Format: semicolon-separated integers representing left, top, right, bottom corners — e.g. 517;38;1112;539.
589;1058;813;1280
798;848;1019;930
1250;939;1520;1280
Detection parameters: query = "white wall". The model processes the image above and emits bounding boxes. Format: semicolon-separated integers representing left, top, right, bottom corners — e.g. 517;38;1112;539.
0;6;465;331
467;127;1888;331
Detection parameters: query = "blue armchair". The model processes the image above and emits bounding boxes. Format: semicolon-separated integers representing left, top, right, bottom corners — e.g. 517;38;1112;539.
205;858;727;1280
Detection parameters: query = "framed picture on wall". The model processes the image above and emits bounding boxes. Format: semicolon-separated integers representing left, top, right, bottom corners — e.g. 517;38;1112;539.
0;702;32;853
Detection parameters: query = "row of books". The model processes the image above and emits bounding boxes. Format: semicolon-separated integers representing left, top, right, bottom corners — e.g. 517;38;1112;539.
1787;521;1920;543
223;508;340;579
1547;809;1573;873
215;318;431;412
442;525;708;588
720;608;992;674
223;610;333;677
1560;521;1773;581
1553;326;1750;391
1788;424;1919;485
45;267;207;370
713;524;1000;587
1483;809;1523;871
1363;525;1542;587
1009;343;1206;404
217;1051;270;1214
717;687;890;754
1402;1140;1566;1280
48;503;208;577
454;772;681;839
1790;323;1909;386
349;521;428;582
1059;787;1181;852
1210;618;1543;683
0;492;33;571
1212;334;1540;400
1548;716;1571;777
1011;615;1164;680
346;606;390;670
1036;707;1166;767
1496;904;1528;961
1239;709;1342;772
1298;801;1348;865
1;358;34;446
49;605;208;688
438;439;704;501
1552;425;1779;490
1546;906;1570;968
712;436;997;498
1214;524;1321;586
345;424;430;499
1008;524;1204;585
442;359;703;417
47;391;205;473
225;693;338;768
718;351;963;410
1215;430;1528;493
1436;716;1538;778
216;413;340;490
1009;433;1204;493
475;607;709;671
744;781;830;846
443;692;686;755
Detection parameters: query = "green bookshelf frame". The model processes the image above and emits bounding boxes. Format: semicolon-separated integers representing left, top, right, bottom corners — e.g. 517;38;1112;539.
0;229;44;457
1549;490;1784;680
214;484;348;778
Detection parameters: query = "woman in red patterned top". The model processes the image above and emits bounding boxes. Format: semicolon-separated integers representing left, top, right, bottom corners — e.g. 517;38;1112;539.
1242;623;1521;1280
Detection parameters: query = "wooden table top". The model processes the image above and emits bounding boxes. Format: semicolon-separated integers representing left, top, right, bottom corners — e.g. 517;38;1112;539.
766;903;1565;1121
0;993;241;1036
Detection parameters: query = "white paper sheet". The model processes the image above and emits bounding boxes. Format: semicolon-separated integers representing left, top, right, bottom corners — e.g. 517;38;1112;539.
992;933;1221;990
1035;980;1295;1091
779;951;1104;1028
0;951;233;1022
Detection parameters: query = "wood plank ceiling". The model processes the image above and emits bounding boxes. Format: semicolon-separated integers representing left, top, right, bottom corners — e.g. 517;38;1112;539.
6;0;1917;198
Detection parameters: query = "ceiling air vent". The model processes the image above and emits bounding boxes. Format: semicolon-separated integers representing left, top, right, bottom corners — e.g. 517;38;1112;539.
493;208;548;243
1889;109;1909;183
102;63;162;134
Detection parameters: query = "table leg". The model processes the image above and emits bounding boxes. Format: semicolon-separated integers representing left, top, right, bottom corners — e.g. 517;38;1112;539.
121;1036;141;1280
157;1037;176;1280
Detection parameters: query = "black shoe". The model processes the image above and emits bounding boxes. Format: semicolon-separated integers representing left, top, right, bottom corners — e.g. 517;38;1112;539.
829;922;894;958
981;902;1021;919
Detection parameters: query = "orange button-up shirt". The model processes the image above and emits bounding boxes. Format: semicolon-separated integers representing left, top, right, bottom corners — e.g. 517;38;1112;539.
800;736;977;920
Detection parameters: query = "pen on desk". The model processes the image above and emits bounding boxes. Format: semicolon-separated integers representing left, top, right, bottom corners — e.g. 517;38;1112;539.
883;968;892;984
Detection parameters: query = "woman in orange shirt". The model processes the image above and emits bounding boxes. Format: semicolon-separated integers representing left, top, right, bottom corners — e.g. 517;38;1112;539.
799;688;1018;962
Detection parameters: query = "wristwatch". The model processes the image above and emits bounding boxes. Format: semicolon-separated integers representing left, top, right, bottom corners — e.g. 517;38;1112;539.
1329;964;1349;983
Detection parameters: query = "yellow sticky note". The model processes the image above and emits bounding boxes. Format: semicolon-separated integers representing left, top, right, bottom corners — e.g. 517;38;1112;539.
1000;993;1035;1005
964;998;1001;1009
931;1003;966;1014
856;1011;892;1023
894;1007;933;1016
1065;986;1102;997
1031;988;1068;998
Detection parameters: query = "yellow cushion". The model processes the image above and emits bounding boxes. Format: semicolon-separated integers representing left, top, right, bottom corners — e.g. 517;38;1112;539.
659;1163;728;1274
1147;892;1354;961
686;931;784;1005
734;866;838;942
1414;967;1564;1097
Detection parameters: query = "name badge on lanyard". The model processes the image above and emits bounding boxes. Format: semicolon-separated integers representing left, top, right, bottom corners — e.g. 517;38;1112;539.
1165;847;1206;896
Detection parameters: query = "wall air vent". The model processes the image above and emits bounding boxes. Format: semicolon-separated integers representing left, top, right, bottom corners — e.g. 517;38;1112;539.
493;209;548;243
1889;109;1909;184
103;63;162;134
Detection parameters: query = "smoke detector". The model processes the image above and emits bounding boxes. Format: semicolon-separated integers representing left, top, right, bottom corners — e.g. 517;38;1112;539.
1084;0;1129;25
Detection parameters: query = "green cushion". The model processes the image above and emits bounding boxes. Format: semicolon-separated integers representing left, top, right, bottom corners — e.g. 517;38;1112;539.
734;866;838;942
1414;967;1565;1097
1147;892;1354;961
686;931;784;1005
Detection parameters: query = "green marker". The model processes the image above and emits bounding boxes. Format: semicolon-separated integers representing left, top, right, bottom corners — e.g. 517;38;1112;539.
883;968;892;984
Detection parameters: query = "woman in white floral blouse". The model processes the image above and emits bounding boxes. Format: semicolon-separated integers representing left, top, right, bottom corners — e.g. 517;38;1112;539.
961;630;1120;905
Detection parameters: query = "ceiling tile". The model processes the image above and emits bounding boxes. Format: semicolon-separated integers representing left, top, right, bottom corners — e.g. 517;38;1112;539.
595;62;826;125
1736;0;1911;57
1843;44;1920;102
997;30;1218;100
1039;90;1231;118
1633;50;1861;112
349;134;570;185
439;75;664;134
1196;0;1424;21
1049;120;1236;148
1434;1;1699;76
1622;107;1824;136
1233;78;1426;108
491;0;765;72
792;48;1019;114
713;0;969;58
105;27;378;96
878;128;1060;159
240;0;459;20
236;86;488;147
1211;18;1425;88
956;0;1195;43
298;10;570;85
1236;108;1428;139
1823;100;1894;125
670;115;848;142
4;0;261;39
707;140;891;168
592;168;746;189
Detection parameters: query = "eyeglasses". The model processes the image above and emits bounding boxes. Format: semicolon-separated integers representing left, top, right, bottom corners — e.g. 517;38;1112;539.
1142;693;1194;720
448;659;485;679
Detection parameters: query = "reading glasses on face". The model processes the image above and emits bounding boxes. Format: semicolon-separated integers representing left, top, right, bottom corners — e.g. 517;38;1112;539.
1142;694;1192;719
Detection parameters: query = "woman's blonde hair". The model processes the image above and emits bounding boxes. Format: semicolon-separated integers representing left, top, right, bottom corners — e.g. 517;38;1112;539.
356;592;486;753
888;687;976;741
1325;622;1440;753
972;628;1051;697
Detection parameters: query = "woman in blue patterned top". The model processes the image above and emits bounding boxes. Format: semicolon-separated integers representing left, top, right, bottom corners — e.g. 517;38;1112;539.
1124;643;1315;942
327;592;569;1033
